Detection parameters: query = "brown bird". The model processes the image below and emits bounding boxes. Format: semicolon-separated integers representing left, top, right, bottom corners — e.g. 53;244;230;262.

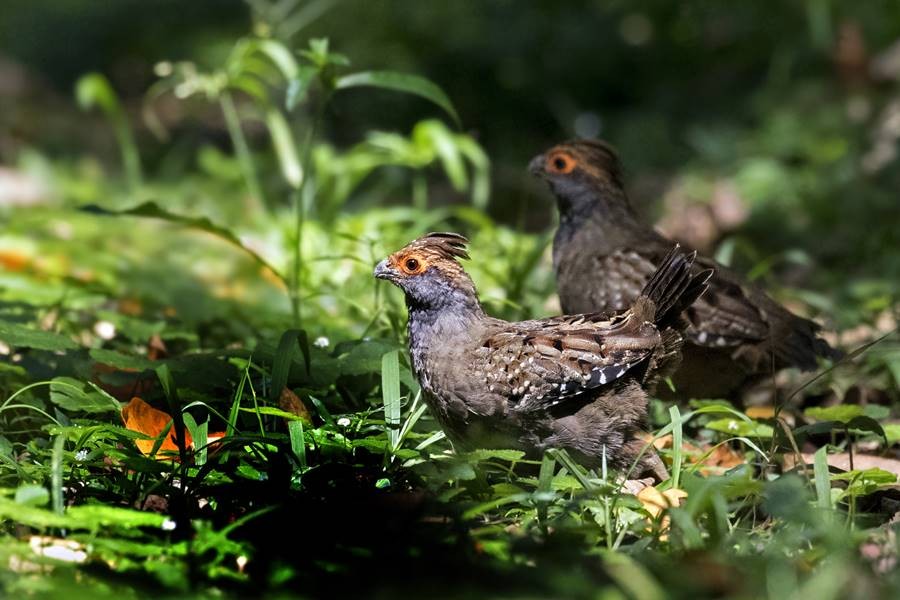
374;232;711;480
530;139;841;399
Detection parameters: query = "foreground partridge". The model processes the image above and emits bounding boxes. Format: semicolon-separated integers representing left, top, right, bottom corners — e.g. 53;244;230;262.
374;233;711;479
530;139;841;399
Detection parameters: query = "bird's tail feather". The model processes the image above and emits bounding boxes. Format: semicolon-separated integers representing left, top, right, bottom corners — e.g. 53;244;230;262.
637;245;712;327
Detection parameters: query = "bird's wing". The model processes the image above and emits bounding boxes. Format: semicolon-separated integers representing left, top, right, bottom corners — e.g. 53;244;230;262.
473;311;661;412
609;247;769;348
681;254;772;346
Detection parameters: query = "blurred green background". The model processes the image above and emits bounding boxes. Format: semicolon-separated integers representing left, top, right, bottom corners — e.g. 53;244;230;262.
3;0;900;291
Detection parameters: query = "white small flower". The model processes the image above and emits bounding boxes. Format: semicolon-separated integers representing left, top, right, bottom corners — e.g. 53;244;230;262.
0;341;10;355
314;336;330;348
337;417;351;427
161;519;177;531
93;321;116;340
75;449;89;461
727;420;739;432
236;555;248;572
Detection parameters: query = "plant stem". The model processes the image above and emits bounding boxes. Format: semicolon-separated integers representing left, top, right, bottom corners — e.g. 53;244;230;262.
220;91;265;215
290;94;331;328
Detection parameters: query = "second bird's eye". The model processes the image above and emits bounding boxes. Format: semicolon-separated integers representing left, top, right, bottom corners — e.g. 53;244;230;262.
405;258;420;271
548;153;575;173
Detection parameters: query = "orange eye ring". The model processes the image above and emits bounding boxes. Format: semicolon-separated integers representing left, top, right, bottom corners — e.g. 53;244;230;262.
547;152;576;174
398;254;426;274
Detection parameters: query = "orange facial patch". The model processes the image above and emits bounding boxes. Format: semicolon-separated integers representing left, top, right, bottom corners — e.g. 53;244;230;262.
390;251;430;276
546;151;577;175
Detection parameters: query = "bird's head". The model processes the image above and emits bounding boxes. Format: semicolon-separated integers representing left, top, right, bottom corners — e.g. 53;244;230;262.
529;139;628;215
374;232;481;312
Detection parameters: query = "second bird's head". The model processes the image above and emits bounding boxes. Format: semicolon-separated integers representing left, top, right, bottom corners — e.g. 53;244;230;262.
529;139;628;214
374;232;481;311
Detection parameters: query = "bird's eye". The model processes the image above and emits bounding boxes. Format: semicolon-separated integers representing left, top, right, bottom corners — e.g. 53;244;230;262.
548;153;576;174
404;258;420;272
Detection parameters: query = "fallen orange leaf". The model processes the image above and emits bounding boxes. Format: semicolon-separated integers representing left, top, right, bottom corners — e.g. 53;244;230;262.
121;397;191;458
746;406;776;419
638;486;688;541
279;387;313;423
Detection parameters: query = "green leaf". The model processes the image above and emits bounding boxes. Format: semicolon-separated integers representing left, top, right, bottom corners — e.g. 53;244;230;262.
670;405;684;488
90;349;157;371
75;72;119;114
238;406;307;421
381;350;401;450
49;378;120;413
0;496;166;530
0;320;78;351
705;418;773;438
269;329;311;402
336;70;460;125
247;39;300;80
813;446;832;512
846;416;887;443
804;405;865;423
288;419;306;470
265;107;303;188
15;484;49;507
832;468;896;484
338;339;402;376
80;201;287;289
463;449;527;462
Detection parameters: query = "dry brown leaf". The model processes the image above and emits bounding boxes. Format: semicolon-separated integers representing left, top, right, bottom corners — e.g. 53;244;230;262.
702;445;745;471
279;387;313;423
121;397;190;458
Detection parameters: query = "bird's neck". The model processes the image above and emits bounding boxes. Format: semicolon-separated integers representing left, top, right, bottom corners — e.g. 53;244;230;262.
554;183;641;263
406;297;485;361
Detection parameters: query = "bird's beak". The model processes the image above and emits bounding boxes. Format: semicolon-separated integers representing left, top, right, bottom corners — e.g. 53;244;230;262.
528;154;546;178
373;259;396;281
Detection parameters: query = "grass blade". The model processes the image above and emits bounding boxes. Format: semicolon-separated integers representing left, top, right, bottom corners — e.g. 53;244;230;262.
288;419;307;471
51;434;65;515
381;350;401;451
669;405;684;488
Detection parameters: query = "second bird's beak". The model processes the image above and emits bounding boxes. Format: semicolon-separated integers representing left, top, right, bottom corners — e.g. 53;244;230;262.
373;259;396;281
528;154;546;177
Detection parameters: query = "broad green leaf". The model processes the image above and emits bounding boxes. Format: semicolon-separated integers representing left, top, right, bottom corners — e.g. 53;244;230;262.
705;418;773;438
463;449;527;463
15;484;49;507
804;405;865;423
81;202;287;289
0;496;166;530
338;339;402;376
336;70;460;125
90;349;157;371
831;468;896;484
49;378;120;413
846;416;887;443
0;320;77;351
